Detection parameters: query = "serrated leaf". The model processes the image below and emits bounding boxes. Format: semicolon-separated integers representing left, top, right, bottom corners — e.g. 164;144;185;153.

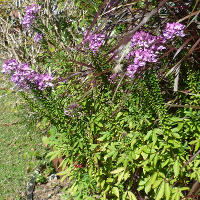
95;121;103;127
57;167;71;176
165;182;170;200
112;187;119;198
127;191;137;200
155;181;165;200
173;160;180;177
111;167;125;174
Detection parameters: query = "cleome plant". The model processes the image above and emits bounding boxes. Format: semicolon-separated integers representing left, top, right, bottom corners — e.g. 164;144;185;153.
0;0;200;199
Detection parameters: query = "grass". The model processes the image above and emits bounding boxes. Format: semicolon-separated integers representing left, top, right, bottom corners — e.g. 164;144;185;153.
0;74;46;200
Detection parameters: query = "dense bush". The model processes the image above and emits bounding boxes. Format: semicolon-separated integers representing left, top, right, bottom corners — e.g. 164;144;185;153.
0;0;200;199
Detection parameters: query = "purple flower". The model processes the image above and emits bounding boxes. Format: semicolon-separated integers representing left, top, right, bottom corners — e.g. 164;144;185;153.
83;31;105;53
108;73;119;84
22;14;35;28
125;24;184;78
33;33;43;42
22;4;41;28
25;4;41;15
163;22;185;40
1;59;19;74
1;60;54;91
126;64;140;78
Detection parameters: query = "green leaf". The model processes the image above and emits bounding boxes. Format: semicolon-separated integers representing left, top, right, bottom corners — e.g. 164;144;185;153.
145;182;151;194
144;130;152;141
116;112;123;120
127;191;137;200
149;173;158;186
95;121;103;127
106;178;113;183
161;159;170;168
122;191;128;200
152;132;157;146
173;160;180;177
42;136;49;147
129;121;134;130
153;153;158;167
175;192;180;200
165;182;170;200
152;179;162;189
111;167;125;174
155;181;165;200
101;180;105;188
117;171;125;185
124;172;130;181
170;117;183;122
60;174;68;182
112;187;119;198
172;132;181;138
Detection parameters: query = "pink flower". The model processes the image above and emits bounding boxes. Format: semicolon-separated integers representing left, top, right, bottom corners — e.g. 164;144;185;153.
33;33;43;42
163;22;185;40
83;31;105;53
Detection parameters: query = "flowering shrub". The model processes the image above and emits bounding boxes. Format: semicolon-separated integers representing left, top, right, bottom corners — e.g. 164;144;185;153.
1;0;200;200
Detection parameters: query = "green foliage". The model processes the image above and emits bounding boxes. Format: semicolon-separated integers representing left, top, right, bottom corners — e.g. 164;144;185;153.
1;0;200;199
28;69;200;199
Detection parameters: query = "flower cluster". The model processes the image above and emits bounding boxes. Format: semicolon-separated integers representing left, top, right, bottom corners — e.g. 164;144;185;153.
1;59;54;90
22;4;41;28
83;31;105;53
33;32;43;42
126;22;185;78
163;22;185;40
126;31;166;78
